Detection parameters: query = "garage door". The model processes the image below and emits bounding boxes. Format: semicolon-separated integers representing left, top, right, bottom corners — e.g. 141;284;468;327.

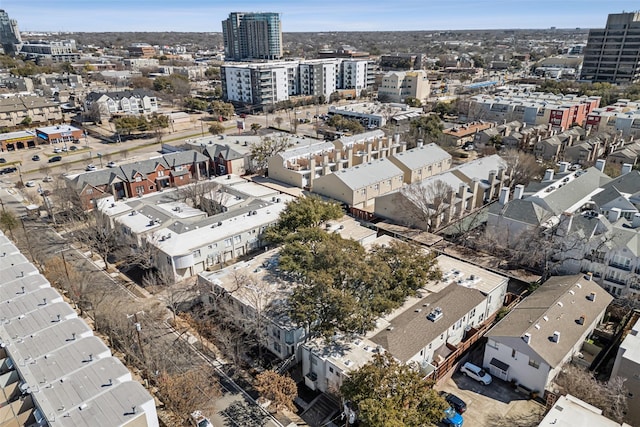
489;358;509;381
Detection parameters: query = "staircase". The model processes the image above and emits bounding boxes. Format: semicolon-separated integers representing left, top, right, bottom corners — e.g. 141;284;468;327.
300;393;341;427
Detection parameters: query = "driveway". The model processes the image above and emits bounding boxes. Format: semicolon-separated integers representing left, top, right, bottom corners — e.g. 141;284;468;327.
436;371;545;427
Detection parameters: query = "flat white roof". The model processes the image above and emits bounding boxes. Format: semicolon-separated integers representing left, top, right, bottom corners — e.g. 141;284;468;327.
154;200;287;256
539;394;626;427
0;232;157;427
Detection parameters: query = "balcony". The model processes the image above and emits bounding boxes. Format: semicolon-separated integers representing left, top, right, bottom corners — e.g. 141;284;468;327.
609;261;632;271
604;276;627;287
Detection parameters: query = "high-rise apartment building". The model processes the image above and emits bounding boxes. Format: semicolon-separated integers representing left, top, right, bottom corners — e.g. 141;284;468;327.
222;12;282;61
581;12;640;84
0;9;22;56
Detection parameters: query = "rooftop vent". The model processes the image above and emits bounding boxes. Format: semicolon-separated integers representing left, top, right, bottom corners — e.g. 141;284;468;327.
552;331;561;343
587;292;596;302
523;332;532;344
427;307;443;322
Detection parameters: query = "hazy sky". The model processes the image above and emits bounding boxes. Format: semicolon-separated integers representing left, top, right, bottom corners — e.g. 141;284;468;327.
2;0;639;32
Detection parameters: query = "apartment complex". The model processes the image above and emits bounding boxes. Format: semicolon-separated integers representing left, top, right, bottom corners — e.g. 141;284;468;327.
586;99;640;139
581;12;640;84
0;232;158;427
84;90;158;120
220;59;374;109
468;91;600;131
0;9;21;56
222;12;282;61
20;40;81;63
0;95;62;128
127;43;156;58
377;70;431;104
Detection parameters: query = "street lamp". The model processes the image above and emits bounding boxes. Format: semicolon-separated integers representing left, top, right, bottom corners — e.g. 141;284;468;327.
97;153;103;168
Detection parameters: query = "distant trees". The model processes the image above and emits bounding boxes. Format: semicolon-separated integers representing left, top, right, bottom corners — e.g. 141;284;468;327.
208;122;225;135
407;114;444;148
210;100;235;120
183;97;209;112
341;353;448;427
326;115;364;134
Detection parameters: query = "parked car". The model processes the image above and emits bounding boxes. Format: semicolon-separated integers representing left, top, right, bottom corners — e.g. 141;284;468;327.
42;176;53;182
48;156;62;163
442;406;464;427
0;158;6;164
106;161;117;168
440;391;467;414
85;164;97;171
190;410;213;427
53;147;62;153
32;155;40;161
69;146;78;151
460;362;492;385
25;180;35;187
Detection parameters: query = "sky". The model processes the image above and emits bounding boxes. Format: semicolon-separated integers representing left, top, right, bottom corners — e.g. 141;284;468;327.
1;0;639;33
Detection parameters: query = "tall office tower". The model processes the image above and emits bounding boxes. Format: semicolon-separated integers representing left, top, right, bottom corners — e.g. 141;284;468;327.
222;12;282;61
581;12;640;84
0;9;22;56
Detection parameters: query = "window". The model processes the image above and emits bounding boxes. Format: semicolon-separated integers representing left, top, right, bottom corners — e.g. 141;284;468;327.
193;249;201;258
135;175;142;182
136;186;144;195
528;358;540;369
166;256;172;265
158;170;164;177
329;367;334;373
512;349;517;358
273;342;281;352
86;189;93;195
273;329;281;339
470;308;476;317
224;238;232;247
234;235;241;244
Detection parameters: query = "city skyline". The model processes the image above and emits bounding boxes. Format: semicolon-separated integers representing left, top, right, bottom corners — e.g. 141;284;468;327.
3;0;640;33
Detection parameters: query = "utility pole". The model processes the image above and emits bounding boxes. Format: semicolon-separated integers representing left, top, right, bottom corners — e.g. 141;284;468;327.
127;311;146;362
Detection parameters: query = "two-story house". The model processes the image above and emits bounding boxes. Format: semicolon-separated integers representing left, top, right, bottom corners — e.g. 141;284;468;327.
483;274;612;395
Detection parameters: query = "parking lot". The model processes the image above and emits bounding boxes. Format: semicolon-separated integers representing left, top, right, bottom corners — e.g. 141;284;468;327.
436;370;545;427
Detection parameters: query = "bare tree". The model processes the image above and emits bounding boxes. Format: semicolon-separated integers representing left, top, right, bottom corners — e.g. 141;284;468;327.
249;135;294;175
500;148;544;187
173;180;220;212
73;210;122;269
157;369;221;422
555;364;628;423
398;179;454;232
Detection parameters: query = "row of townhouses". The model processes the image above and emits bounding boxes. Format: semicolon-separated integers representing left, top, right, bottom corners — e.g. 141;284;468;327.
488;160;640;296
0;232;158;426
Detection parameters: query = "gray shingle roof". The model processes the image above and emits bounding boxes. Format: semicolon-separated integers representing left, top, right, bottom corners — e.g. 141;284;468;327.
390;143;451;171
487;274;612;368
331;157;403;190
489;199;552;226
370;284;485;363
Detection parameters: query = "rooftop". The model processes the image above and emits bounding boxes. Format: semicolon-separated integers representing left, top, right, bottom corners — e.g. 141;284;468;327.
0;233;156;427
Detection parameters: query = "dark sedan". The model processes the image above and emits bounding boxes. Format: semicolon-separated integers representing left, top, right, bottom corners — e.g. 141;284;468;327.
441;391;467;414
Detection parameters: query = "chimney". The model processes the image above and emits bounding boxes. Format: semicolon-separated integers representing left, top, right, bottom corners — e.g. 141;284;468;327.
621;163;633;175
558;161;569;173
499;187;510;206
394;133;400;144
585;272;593;281
608;207;621;223
523;333;531;344
595;159;606;172
417;138;424;148
543;169;554;181
588;292;596;301
513;184;525;200
577;315;585;325
552;331;561;343
633;212;640;228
